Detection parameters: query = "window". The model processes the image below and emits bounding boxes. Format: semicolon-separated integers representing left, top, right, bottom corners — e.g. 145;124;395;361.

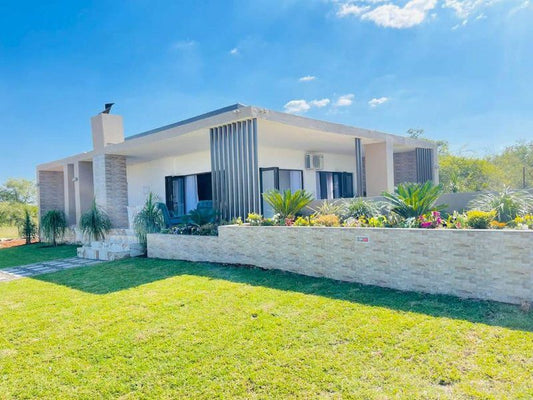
260;168;303;217
316;171;353;200
165;172;212;216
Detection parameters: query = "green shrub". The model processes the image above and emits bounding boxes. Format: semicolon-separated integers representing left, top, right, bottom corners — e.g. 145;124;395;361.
134;193;165;251
263;189;313;220
469;187;533;222
40;210;67;246
186;207;217;226
383;182;446;219
466;210;496;229
446;211;468;229
79;199;112;242
311;201;345;218
343;198;383;219
18;208;37;245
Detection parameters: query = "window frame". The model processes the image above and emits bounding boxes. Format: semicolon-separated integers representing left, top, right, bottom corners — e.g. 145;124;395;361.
316;171;354;200
259;167;304;214
165;171;212;217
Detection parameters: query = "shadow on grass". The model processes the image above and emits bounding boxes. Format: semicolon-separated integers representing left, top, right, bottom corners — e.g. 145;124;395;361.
33;257;533;332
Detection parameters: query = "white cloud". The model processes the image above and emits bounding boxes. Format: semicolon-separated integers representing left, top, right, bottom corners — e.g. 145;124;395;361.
284;98;332;113
337;3;371;16
310;98;331;107
299;75;317;82
508;0;530;16
368;97;389;107
443;0;494;20
172;40;196;50
229;48;239;55
334;94;355;107
362;0;438;28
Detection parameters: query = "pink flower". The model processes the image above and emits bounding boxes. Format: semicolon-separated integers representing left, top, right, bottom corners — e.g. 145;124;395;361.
420;221;433;228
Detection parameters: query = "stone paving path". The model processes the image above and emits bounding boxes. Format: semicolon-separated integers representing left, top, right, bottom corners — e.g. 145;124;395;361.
0;258;102;283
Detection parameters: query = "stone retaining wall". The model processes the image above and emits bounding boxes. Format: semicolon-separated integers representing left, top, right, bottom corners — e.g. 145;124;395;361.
148;226;533;305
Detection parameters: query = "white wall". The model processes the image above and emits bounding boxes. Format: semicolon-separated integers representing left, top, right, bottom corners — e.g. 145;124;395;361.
127;150;211;207
257;146;356;198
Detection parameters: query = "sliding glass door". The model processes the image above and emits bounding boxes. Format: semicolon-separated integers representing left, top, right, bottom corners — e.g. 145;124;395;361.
165;172;212;217
260;168;303;217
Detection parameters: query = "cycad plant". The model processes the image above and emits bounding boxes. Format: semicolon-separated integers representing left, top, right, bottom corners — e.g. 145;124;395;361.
383;181;446;219
18;208;37;245
40;210;67;246
79;199;112;242
469;187;533;222
263;189;313;220
134;192;165;250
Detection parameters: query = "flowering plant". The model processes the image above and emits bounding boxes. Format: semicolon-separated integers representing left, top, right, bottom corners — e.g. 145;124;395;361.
418;211;444;229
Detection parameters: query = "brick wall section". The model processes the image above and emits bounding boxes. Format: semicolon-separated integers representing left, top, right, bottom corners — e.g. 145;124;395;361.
393;151;417;185
148;227;533;305
93;154;129;228
38;170;65;218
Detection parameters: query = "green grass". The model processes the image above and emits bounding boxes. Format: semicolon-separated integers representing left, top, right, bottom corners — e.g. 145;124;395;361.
0;257;531;398
0;225;18;239
0;243;79;268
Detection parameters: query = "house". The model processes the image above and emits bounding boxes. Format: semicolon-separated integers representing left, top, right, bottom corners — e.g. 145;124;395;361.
36;104;438;227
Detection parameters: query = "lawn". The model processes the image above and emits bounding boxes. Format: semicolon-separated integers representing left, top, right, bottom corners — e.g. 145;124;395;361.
0;243;79;268
0;257;531;399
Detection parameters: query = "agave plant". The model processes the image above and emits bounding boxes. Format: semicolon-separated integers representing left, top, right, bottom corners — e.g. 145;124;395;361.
383;181;446;219
469;187;533;222
18;208;37;245
263;189;314;220
134;192;165;250
343;197;385;219
310;200;346;217
40;210;67;246
79;198;112;242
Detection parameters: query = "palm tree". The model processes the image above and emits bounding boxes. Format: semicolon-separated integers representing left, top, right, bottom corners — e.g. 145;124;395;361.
134;192;164;250
383;182;446;219
40;210;67;246
262;189;314;220
79;198;112;242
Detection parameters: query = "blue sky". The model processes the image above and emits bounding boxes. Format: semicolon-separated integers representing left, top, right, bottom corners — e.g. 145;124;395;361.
1;0;532;182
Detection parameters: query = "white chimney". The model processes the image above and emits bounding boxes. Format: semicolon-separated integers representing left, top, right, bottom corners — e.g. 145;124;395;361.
91;113;124;151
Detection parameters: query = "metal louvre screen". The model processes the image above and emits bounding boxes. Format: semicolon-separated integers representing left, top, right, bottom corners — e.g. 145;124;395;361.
416;148;433;183
354;138;364;196
210;119;260;221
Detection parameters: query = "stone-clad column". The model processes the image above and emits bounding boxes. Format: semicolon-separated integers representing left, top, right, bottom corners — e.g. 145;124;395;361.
93;154;129;228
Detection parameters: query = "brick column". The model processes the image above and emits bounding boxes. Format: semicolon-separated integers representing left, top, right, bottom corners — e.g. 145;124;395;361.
37;170;65;220
93;154;129;228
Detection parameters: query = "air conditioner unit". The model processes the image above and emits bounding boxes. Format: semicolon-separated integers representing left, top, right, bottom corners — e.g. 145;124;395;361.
304;153;312;169
304;153;324;170
312;154;324;170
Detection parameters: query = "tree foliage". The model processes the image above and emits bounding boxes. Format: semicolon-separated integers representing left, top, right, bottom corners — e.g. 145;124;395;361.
439;155;503;193
0;178;36;204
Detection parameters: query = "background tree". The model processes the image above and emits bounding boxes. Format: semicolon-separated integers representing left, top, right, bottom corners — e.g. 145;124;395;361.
0;178;36;204
439;155;503;192
489;141;533;189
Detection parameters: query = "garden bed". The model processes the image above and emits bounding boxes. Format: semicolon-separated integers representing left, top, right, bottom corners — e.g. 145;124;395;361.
148;225;533;305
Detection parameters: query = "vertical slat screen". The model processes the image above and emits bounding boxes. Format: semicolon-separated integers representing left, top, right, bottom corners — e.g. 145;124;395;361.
354;138;365;197
416;148;433;183
210;118;260;221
